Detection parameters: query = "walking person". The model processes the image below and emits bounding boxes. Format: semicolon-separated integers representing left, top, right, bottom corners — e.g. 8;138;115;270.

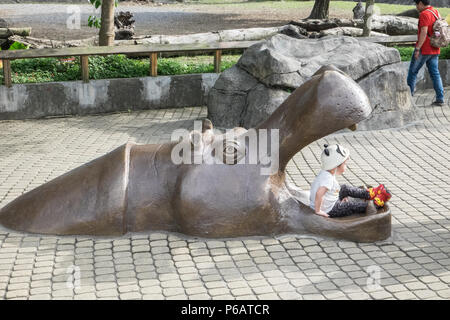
407;0;445;106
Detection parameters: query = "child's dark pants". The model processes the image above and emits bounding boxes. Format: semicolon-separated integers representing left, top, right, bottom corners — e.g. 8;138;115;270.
328;184;371;218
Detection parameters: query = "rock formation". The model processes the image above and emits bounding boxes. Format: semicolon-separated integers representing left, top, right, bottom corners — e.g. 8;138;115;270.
207;34;415;131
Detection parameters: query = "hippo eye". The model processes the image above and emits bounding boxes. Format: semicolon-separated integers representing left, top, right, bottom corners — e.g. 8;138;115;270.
225;145;235;154
221;140;245;165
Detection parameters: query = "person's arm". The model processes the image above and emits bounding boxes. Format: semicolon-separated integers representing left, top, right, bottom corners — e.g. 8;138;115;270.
415;26;429;59
314;186;330;217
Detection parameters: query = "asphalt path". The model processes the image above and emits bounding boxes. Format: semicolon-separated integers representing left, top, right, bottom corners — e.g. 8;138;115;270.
0;2;304;40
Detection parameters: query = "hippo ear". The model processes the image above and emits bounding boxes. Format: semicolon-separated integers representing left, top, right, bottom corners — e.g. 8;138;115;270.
312;65;346;77
202;119;213;133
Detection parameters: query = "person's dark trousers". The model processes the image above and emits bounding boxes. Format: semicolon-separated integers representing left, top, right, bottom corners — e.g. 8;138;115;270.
407;52;444;103
328;184;370;218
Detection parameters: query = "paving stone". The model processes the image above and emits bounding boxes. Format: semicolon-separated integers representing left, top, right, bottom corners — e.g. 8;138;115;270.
74;293;97;300
255;293;277;300
52;289;74;298
393;291;417;299
205;281;227;289
118;284;140;293
385;284;408;293
28;294;52;300
141;286;162;294
120;292;142;300
185;286;207;295
7;281;30;291
322;290;346;300
437;289;450;299
163;287;185;297
413;290;438;299
188;293;211;300
96;274;116;282
302;293;325;300
347;292;370;300
97;289;119;298
252;286;273;295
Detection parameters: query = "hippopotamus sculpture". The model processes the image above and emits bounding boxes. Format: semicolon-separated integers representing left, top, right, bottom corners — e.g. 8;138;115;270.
0;66;391;242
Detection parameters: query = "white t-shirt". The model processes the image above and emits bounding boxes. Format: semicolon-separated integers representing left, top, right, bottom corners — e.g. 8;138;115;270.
309;170;340;213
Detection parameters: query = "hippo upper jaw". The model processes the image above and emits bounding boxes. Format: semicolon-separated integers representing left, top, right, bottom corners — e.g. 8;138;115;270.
257;66;372;172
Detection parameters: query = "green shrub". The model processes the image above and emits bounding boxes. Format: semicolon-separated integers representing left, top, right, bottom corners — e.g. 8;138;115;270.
1;54;241;84
395;46;450;62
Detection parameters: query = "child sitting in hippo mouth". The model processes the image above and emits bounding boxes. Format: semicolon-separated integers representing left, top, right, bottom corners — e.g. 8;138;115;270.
309;144;391;218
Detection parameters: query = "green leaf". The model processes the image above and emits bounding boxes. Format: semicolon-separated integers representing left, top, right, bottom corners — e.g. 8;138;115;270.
95;0;101;9
9;41;29;50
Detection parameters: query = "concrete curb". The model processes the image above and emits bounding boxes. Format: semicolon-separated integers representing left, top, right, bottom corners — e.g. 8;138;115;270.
0;73;219;120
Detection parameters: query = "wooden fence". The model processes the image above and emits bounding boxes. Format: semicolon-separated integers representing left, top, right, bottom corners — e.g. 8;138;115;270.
0;35;418;88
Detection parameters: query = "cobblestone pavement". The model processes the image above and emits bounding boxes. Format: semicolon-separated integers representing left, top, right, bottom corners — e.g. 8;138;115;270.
0;88;449;300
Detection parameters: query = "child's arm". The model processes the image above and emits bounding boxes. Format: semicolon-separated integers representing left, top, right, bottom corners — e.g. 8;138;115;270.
314;187;330;217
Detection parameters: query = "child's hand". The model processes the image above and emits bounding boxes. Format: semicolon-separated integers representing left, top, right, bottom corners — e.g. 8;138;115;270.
342;197;349;202
315;210;329;218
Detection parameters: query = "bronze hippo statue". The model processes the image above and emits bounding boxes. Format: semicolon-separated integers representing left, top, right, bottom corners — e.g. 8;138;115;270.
0;66;391;242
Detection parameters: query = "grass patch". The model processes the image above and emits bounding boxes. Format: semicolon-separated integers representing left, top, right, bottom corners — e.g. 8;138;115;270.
0;54;241;85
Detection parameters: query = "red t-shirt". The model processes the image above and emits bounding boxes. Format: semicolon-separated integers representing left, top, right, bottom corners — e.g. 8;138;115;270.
417;6;440;55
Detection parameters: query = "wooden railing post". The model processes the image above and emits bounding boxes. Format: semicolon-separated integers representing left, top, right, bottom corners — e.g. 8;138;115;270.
2;59;12;88
80;55;89;83
150;52;158;77
214;50;222;73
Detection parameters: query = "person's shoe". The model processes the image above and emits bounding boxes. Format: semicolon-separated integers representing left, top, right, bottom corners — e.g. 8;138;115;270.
373;187;392;208
432;100;445;106
367;184;385;200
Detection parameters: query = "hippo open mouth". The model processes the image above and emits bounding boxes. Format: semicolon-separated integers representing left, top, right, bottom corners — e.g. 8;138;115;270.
0;65;391;242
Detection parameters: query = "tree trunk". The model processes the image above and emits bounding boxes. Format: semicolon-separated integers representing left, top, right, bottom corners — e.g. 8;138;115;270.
99;0;115;46
308;0;331;20
363;0;375;37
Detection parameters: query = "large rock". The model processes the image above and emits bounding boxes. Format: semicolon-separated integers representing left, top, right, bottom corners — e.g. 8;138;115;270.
279;25;308;39
207;66;259;128
371;15;418;36
291;15;418;36
236;34;399;88
207;34;415;130
357;63;416;130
